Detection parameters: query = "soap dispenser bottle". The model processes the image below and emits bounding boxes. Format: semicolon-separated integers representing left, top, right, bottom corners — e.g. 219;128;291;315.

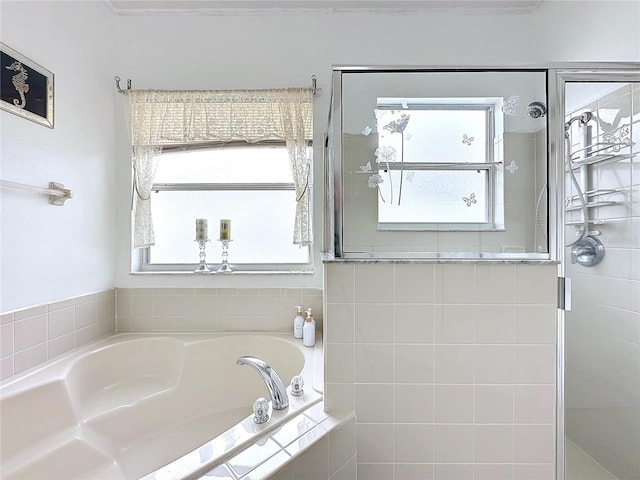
303;308;316;347
293;306;304;339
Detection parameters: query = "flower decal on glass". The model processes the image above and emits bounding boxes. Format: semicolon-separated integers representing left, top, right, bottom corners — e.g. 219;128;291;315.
462;134;474;145
462;193;477;207
506;160;519;173
503;95;520;116
383;113;410;134
374;146;397;164
368;173;383;189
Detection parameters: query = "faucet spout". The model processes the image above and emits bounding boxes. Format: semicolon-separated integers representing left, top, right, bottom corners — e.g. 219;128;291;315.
236;356;289;410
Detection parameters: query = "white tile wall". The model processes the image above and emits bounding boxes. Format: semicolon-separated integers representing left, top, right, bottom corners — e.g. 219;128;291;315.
0;290;115;380
324;262;558;479
116;288;322;333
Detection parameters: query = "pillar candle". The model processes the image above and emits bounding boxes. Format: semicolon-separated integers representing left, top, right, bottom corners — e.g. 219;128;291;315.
220;219;231;241
196;219;208;241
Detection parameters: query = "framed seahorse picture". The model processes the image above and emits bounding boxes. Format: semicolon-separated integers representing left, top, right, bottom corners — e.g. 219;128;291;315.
0;43;54;128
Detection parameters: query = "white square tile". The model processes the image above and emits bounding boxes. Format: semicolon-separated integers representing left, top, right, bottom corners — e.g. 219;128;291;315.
328;417;357;476
394;424;434;463
48;307;75;339
474;345;515;384
394;264;435;303
354;264;395;304
475;305;515;344
515;265;557;305
515;385;555;424
515;305;557;344
474;385;514;424
1;356;13;380
474;425;514;463
434;425;473;463
394;304;435;344
394;384;434;423
395;344;434;383
13;343;47;374
434;305;475;344
515;345;556;384
513;463;555;480
1;323;13;358
356;463;393;480
325;343;354;383
355;344;394;383
325;264;355;303
434;385;473;423
227;438;281;477
356;424;394;462
242;451;291;480
14;314;47;352
355;304;394;343
474;464;514;480
355;384;393;423
434;265;475;304
325;304;354;343
514;424;555;463
394;463;434;480
75;301;97;329
325;383;354;413
48;333;75;359
434;345;473;384
271;413;316;448
475;264;516;304
434;463;473;480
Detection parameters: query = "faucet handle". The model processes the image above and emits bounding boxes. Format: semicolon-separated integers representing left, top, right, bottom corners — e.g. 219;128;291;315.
290;375;304;397
253;397;270;424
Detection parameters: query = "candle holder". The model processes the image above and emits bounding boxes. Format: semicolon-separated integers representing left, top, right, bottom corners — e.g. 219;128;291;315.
194;240;211;273
217;239;233;273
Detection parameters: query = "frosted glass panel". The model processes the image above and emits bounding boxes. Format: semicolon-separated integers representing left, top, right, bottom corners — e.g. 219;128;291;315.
376;108;488;163
378;170;488;223
150;190;308;264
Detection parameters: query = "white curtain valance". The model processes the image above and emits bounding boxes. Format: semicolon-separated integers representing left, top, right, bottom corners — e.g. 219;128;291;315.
126;88;313;146
124;87;314;249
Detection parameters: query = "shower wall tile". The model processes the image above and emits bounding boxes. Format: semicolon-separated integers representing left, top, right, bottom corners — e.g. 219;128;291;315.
0;289;116;381
324;262;558;478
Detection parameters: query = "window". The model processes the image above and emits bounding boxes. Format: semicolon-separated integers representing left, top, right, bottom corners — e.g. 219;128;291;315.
141;143;312;272
374;98;504;231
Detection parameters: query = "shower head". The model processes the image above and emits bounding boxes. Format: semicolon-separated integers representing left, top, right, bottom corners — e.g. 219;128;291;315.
526;102;547;119
564;111;592;133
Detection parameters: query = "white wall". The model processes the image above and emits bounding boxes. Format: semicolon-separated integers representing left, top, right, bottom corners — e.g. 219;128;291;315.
1;1;638;303
112;0;639;290
0;1;117;313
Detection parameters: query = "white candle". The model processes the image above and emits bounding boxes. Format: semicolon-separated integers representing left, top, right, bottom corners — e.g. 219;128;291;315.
220;219;231;241
196;219;208;241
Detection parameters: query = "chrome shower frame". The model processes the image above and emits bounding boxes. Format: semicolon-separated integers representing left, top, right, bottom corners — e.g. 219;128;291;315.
551;65;640;480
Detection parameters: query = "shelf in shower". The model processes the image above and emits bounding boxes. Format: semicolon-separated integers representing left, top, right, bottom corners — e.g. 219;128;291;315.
567;146;636;169
565;219;606;226
565;201;617;211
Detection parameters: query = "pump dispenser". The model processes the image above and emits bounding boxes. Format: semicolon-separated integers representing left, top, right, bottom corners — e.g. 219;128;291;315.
293;306;304;339
302;308;316;347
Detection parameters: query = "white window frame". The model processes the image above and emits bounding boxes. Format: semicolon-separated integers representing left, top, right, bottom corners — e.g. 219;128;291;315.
138;141;313;273
375;100;505;232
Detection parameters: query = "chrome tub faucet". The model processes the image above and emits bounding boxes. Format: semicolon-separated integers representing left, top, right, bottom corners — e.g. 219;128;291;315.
236;356;289;410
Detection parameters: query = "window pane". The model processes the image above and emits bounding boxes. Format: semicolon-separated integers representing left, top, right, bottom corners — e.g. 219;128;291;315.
154;146;295;184
378;169;488;223
376;108;488;164
149;190;308;264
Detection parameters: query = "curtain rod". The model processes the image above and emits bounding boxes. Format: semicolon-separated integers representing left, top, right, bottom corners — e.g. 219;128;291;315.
114;75;319;96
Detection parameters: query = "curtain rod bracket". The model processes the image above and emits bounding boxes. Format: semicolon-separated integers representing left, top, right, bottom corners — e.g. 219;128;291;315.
311;75;317;96
115;76;131;94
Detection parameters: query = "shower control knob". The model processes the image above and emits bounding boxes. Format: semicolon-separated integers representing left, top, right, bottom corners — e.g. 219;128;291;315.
253;397;270;424
571;236;605;267
526;102;547;119
290;375;304;397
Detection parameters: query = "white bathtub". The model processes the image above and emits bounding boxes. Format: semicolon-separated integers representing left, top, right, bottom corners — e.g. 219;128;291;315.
0;333;322;480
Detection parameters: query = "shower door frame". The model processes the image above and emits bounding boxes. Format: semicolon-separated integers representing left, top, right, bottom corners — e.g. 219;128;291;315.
552;66;640;480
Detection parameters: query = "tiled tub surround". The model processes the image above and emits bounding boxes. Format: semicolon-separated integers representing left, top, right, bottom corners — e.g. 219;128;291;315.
324;262;558;479
0;332;329;480
116;288;323;333
0;289;116;380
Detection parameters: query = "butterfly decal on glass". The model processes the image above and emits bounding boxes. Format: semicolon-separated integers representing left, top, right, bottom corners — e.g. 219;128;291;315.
360;161;372;173
603;124;633;152
462;134;474;146
462;193;477;207
502;95;520;116
506;160;519;174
